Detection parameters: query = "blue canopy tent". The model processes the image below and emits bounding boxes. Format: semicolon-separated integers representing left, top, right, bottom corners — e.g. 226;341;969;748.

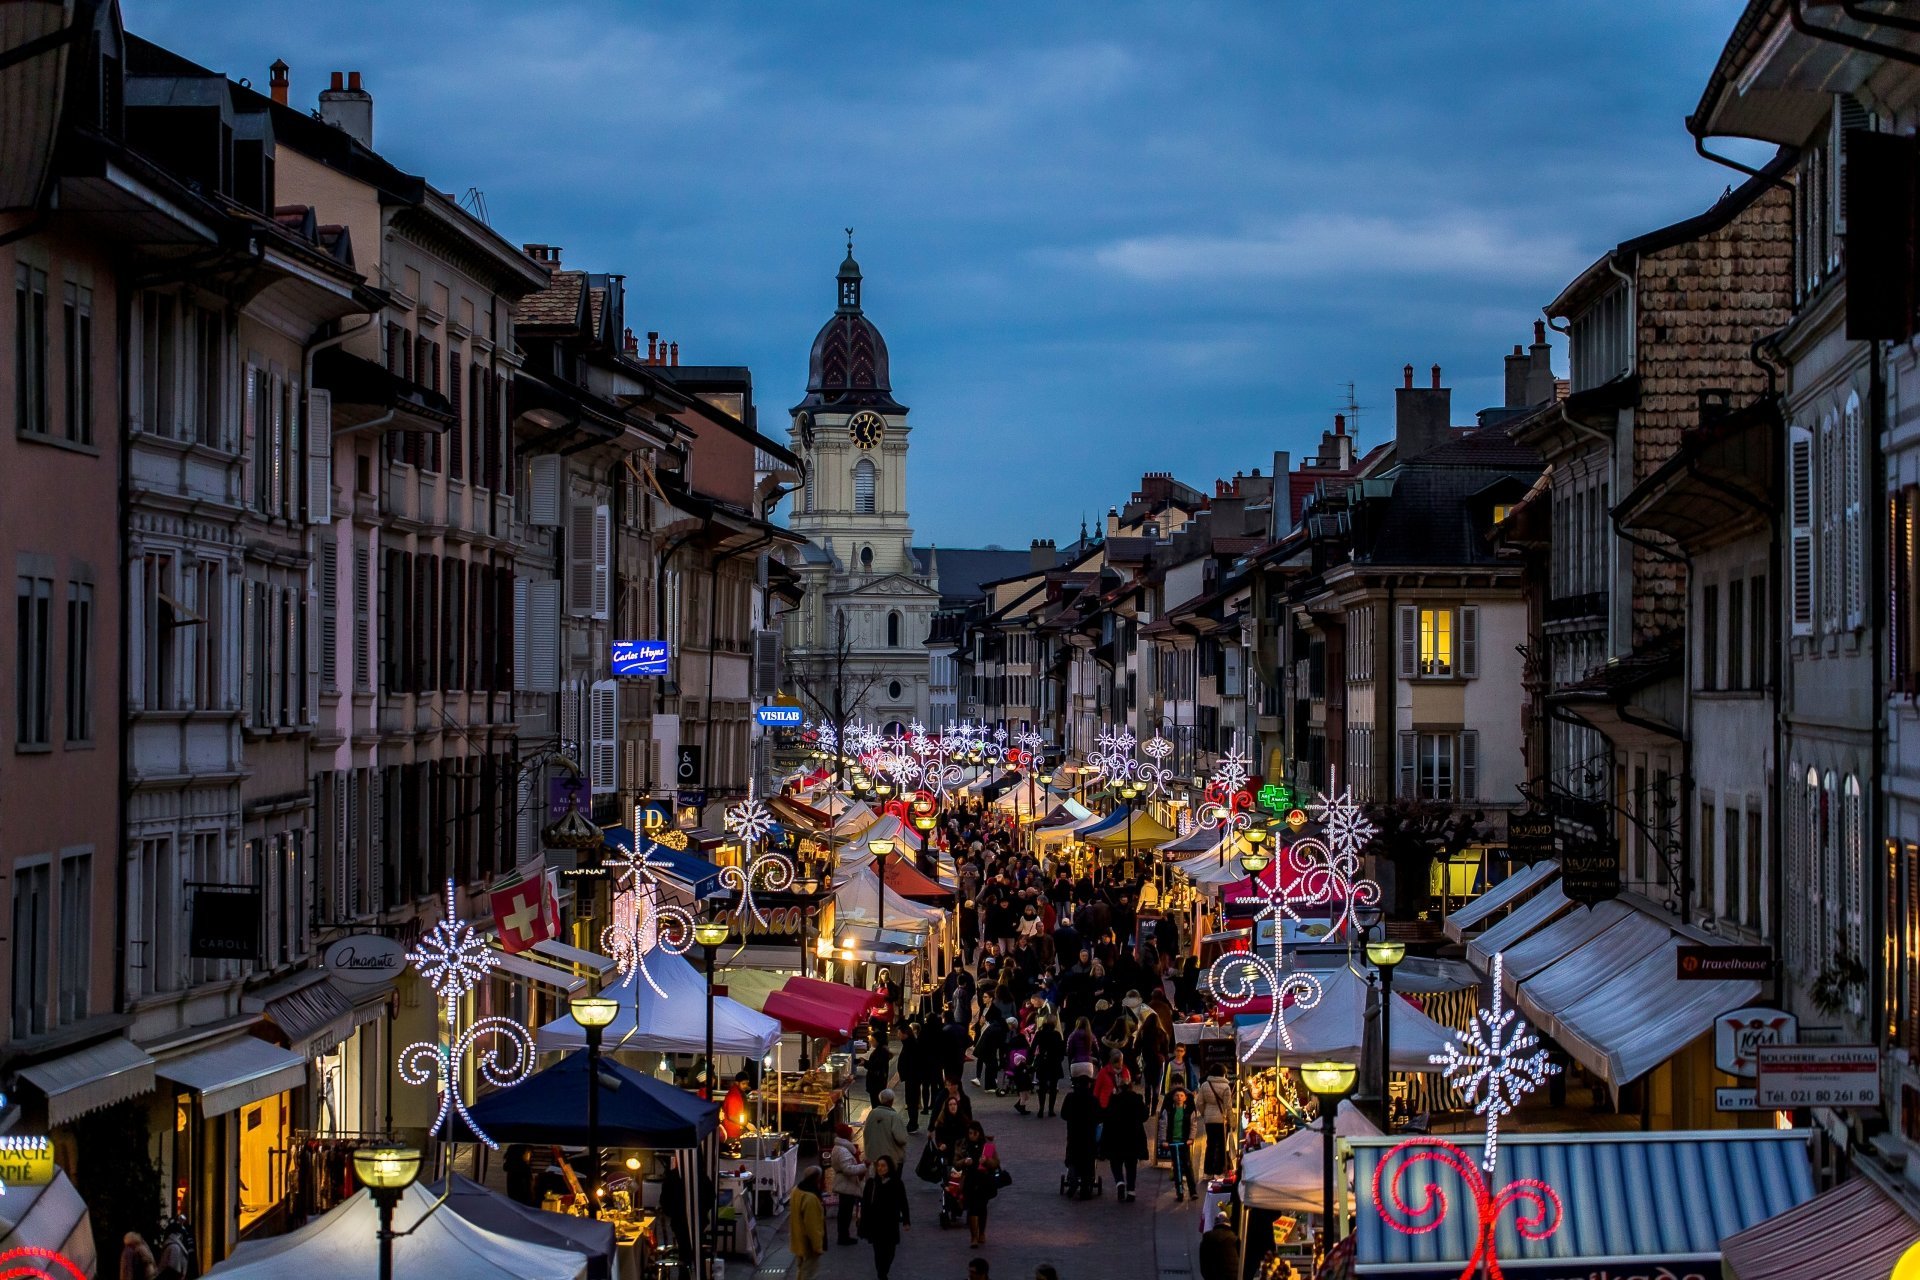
600;827;727;900
452;1050;718;1148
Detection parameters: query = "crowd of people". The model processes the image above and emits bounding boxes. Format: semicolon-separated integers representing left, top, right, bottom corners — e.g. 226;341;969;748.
790;802;1246;1280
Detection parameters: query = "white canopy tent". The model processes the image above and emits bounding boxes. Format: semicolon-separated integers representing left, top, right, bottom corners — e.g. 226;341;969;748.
1239;1101;1382;1214
0;1169;96;1277
535;948;782;1059
213;1182;586;1280
833;864;945;926
857;813;922;852
831;801;879;836
1234;965;1460;1070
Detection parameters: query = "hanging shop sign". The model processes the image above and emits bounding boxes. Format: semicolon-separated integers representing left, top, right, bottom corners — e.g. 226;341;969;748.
611;639;671;677
0;1136;55;1192
676;745;703;786
1714;1005;1797;1077
322;933;410;986
1505;808;1555;862
738;902;819;938
548;772;590;820
1678;944;1773;982
1559;837;1621;905
188;884;262;960
1755;1044;1881;1108
756;705;805;727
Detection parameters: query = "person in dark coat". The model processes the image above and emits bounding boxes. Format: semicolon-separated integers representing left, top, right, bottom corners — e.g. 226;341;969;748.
865;1036;893;1107
1059;1074;1101;1199
895;1022;928;1131
1100;1073;1150;1203
1199;1212;1242;1280
860;1155;911;1280
1030;1016;1066;1118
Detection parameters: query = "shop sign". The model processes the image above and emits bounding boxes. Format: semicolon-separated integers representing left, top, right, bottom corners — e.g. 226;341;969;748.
1506;808;1555;862
322;934;410;986
188;884;262;960
1678;944;1772;982
1755;1044;1881;1108
740;904;819;937
1715;1086;1763;1112
548;772;590;820
1714;1005;1797;1077
675;745;703;785
611;639;670;677
756;705;804;727
0;1136;55;1191
1559;837;1621;905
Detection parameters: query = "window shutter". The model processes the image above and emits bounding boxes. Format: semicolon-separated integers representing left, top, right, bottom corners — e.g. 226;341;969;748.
528;579;560;691
589;679;619;794
1821;415;1840;629
1397;731;1415;800
318;538;338;692
353;546;370;690
308;388;332;524
344;773;359;915
561;679;583;758
241;580;256;726
270;376;285;516
242;366;258;511
567;501;596;616
592;504;611;620
529;455;563;526
369;769;385;910
512;576;531;693
1832;94;1871;236
1845;400;1864;630
1460;730;1479;802
1459;606;1479;678
515;769;536;865
1397;606;1417;679
1790;427;1814;636
753;629;782;697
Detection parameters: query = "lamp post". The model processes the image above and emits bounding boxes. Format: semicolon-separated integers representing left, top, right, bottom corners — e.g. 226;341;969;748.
570;993;619;1208
1120;781;1142;882
869;835;896;941
1300;1060;1358;1254
354;1145;423;1280
694;920;731;1098
1364;937;1407;1129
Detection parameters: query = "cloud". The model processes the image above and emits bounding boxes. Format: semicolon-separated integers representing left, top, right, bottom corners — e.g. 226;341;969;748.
1077;212;1587;287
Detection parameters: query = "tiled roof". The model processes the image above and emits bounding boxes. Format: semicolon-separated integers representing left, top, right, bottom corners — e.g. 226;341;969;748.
911;547;1032;607
1415;421;1541;468
513;270;585;329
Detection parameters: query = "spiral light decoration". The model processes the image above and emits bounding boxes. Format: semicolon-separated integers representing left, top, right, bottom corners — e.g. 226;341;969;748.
1370;1137;1564;1280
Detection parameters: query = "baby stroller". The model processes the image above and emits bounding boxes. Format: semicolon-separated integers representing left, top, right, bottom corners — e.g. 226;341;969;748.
1057;1161;1102;1199
939;1164;968;1228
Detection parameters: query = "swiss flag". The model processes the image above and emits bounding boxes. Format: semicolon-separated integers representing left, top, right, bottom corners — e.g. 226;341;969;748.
491;860;560;953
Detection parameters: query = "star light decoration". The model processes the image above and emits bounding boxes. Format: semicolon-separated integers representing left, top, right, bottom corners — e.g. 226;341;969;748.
1208;868;1323;1059
1290;785;1383;937
1430;952;1558;1172
1371;1136;1564;1280
401;879;535;1149
601;839;695;997
721;784;794;927
1136;732;1174;798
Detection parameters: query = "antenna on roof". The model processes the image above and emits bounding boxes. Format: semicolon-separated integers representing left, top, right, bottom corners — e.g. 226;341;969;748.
459;187;490;225
1336;381;1366;447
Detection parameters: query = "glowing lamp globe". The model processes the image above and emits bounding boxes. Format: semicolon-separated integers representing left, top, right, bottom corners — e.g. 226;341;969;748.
874;782;894;797
693;921;731;948
353;1147;423;1192
1245;826;1269;847
570;995;619;1030
1240;847;1272;875
869;837;897;859
1300;1061;1358;1098
915;815;936;831
1038;772;1053;785
1366;939;1408;968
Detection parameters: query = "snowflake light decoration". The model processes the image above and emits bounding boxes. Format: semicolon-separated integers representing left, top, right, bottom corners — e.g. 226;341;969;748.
724;788;777;847
1430;953;1558;1171
1211;747;1252;797
401;880;535;1149
721;783;795;926
816;721;838;758
600;840;694;996
1310;784;1379;856
1208;869;1323;1060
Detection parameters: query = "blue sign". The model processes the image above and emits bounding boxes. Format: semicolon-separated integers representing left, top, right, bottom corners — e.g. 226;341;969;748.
611;639;670;677
756;705;805;727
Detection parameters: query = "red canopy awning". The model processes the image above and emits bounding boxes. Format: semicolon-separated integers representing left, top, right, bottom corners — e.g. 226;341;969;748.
879;855;953;903
763;977;876;1043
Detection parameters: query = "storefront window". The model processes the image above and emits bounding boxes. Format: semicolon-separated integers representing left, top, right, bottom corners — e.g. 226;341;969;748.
236;1090;287;1232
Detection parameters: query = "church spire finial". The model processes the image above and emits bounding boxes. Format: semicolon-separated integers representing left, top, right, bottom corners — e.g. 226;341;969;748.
846;226;854;256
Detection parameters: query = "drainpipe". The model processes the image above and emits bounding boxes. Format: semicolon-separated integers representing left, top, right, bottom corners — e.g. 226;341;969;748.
114;263;133;1011
1869;340;1888;1035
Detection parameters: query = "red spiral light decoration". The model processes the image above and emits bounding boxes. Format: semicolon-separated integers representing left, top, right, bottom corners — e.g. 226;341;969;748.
0;1247;87;1280
1370;1138;1563;1280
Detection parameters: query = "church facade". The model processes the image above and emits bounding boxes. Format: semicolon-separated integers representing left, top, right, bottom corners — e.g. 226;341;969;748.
784;245;940;730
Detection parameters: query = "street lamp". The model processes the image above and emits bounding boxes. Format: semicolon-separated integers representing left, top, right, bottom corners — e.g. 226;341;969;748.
694;920;731;1097
570;994;619;1206
1120;781;1142;882
1300;1061;1359;1252
870;835;896;939
354;1145;423;1280
1364;937;1407;1129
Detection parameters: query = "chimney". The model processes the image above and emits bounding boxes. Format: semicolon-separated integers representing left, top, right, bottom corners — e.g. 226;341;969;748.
317;69;372;148
1030;538;1059;573
1396;363;1452;461
1504;342;1529;408
1318;414;1354;470
669;341;679;366
1106;506;1121;537
1402;363;1414;389
1333;412;1345;435
269;59;289;106
623;327;638;355
647;332;659;363
1212;491;1247;535
1525;319;1557;406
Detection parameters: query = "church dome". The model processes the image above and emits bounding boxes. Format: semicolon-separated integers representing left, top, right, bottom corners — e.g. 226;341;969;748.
794;242;908;415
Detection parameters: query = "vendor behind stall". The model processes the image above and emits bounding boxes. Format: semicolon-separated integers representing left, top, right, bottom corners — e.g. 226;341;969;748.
720;1069;754;1139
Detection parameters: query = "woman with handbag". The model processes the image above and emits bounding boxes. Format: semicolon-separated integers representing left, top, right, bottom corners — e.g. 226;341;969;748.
1194;1062;1236;1178
860;1155;911;1280
955;1120;1002;1248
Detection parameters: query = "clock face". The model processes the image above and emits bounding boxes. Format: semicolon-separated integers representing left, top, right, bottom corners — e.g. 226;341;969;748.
848;411;887;449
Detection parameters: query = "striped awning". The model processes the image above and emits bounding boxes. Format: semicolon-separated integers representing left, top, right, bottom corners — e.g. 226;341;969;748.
1720;1177;1919;1280
1349;1129;1817;1276
15;1037;157;1127
1441;858;1559;943
1465;877;1571;971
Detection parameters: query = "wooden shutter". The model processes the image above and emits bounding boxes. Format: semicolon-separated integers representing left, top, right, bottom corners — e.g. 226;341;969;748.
513;576;531;692
1845;399;1864;630
1397;605;1417;679
269;375;286;516
241;578;257;727
1459;606;1479;678
369;769;386;910
1791;426;1814;635
592;503;611;620
753;629;781;697
308;387;332;524
1397;731;1416;800
1460;730;1479;802
447;350;463;480
561;679;582;759
589;678;619;794
353;545;370;690
528;579;560;691
318;537;338;691
529;455;562;526
568;501;596;616
242;366;258;511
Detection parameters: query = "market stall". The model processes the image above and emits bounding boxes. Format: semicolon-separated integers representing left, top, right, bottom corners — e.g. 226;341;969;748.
1232;966;1460;1072
0;1168;97;1277
532;949;782;1062
426;1174;619;1280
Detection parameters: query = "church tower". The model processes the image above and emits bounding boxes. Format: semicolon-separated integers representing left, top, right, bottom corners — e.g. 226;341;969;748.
785;240;937;728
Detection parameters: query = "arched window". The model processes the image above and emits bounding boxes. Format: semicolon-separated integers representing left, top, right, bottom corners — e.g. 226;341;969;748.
1822;770;1839;958
1843;393;1863;630
860;545;873;571
887;611;901;647
1843;773;1864;1009
855;459;876;514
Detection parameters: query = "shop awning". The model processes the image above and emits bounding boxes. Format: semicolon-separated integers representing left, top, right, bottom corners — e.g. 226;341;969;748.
714;966;790;1012
600;827;725;899
1441;859;1560;943
763;977;873;1043
1348;1129;1815;1277
250;973;355;1054
14;1036;156;1127
1082;810;1180;849
1542;935;1762;1090
878;855;952;902
490;947;589;995
1159;826;1223;856
1498;897;1634;994
1465;877;1571;971
1719;1176;1919;1280
156;1036;308;1117
532;939;617;975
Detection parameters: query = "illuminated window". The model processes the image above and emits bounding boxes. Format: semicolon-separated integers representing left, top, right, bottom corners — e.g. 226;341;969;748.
1492;504;1512;524
1419;608;1452;676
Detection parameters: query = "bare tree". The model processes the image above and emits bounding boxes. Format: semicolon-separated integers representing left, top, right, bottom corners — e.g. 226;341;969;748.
790;608;884;788
1366;796;1482;916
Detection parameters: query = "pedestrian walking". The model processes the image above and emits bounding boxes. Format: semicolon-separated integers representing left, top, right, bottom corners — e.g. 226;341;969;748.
1031;1016;1065;1118
790;1168;826;1280
896;1023;928;1131
955;1120;1001;1247
1199;1211;1241;1280
1100;1073;1149;1203
863;1088;910;1174
1195;1063;1236;1178
866;1035;893;1107
119;1233;156;1280
830;1122;869;1245
860;1155;911;1280
1161;1084;1197;1201
1060;1073;1101;1199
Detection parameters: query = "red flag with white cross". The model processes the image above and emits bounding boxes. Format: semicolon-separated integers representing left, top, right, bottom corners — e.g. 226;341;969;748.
491;862;556;953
